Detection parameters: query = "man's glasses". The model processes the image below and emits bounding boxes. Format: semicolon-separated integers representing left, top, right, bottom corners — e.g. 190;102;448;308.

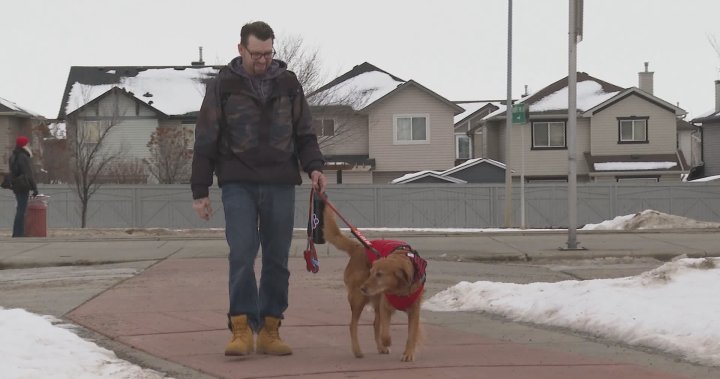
247;49;275;61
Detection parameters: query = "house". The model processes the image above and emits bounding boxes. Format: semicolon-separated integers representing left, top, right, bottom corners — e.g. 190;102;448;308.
309;62;464;184
453;100;501;164
391;158;506;184
56;64;221;182
689;80;720;179
479;64;689;183
0;96;46;173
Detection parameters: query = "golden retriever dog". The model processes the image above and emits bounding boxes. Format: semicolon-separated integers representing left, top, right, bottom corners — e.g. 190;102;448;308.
322;205;426;362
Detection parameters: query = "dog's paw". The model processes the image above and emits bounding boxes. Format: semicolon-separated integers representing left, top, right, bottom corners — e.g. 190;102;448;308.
378;346;390;354
353;350;364;358
401;352;415;362
381;335;392;347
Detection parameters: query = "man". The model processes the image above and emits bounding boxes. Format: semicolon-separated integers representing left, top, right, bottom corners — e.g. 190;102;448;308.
191;21;326;357
9;136;38;237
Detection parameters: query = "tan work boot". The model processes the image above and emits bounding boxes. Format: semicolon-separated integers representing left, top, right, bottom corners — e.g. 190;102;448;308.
225;315;254;356
256;316;292;355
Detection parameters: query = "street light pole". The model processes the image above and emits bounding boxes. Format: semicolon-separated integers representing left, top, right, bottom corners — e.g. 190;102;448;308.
504;0;514;228
566;0;582;249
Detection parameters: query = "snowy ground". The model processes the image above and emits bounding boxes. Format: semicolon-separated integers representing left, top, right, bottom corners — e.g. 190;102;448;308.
0;308;169;378
1;209;719;377
425;210;720;366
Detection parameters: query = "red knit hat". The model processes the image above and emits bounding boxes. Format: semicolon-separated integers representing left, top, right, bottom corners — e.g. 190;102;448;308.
16;136;29;147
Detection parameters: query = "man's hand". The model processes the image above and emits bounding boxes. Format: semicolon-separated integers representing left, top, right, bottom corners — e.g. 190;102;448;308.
193;197;213;221
310;170;327;193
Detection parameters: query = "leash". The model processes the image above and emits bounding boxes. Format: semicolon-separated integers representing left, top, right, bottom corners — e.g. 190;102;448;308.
314;191;381;257
303;190;383;274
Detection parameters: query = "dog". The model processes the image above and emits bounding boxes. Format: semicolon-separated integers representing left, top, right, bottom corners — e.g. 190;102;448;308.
322;204;426;362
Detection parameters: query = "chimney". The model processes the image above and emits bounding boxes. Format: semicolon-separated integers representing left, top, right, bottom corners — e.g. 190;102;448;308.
638;62;654;94
191;46;205;66
715;80;720;112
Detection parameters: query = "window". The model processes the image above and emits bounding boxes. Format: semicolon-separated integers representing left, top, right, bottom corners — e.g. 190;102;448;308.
313;118;335;137
182;123;196;149
532;121;566;149
83;121;100;143
618;118;648;143
394;115;429;144
456;134;471;159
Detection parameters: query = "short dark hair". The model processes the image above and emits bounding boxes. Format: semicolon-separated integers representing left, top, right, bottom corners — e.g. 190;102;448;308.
240;21;275;46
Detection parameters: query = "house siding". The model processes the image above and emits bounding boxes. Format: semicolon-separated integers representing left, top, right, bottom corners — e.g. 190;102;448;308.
702;123;720;176
488;117;592;179
484;121;501;161
317;112;369;156
1;116;34;163
75;93;160;160
590;95;677;155
367;85;455;172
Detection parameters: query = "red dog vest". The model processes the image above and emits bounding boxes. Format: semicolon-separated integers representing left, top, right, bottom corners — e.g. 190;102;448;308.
365;240;427;311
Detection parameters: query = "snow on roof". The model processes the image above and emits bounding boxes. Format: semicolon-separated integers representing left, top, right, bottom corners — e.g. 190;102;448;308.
482;80;621;122
532;80;620;112
594;161;677;171
391;170;444;183
441;158;505;176
454;101;497;124
0;96;43;117
689;174;720;182
311;70;404;110
65;67;218;116
392;158;506;183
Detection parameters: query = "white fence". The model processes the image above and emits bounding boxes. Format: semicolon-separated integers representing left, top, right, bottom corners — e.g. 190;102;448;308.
2;183;720;229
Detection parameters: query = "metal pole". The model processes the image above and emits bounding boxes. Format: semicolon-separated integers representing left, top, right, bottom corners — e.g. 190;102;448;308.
521;123;525;228
566;0;579;249
503;0;513;228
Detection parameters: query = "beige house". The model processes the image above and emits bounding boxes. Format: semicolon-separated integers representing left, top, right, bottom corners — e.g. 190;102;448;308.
0;96;46;173
309;62;464;184
57;65;221;183
479;67;689;183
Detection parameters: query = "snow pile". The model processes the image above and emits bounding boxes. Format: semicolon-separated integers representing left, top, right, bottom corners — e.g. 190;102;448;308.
0;307;170;378
424;257;720;366
581;209;720;230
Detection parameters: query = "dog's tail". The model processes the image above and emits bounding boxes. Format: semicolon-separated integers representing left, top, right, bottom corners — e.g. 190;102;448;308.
322;203;361;254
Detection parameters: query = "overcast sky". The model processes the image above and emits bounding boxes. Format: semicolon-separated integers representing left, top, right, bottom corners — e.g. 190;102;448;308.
2;0;719;120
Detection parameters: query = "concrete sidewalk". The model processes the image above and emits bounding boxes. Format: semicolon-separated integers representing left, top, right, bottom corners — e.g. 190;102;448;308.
2;229;720;378
66;257;684;379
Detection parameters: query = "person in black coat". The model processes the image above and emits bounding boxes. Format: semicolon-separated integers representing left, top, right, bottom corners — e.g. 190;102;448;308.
9;136;38;237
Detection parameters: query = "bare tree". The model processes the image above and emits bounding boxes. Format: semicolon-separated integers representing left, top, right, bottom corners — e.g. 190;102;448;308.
66;87;128;227
275;34;376;151
144;126;193;184
709;34;720;78
107;159;147;184
275;34;326;94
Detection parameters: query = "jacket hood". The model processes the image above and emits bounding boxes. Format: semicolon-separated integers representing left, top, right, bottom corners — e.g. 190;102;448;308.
229;56;287;80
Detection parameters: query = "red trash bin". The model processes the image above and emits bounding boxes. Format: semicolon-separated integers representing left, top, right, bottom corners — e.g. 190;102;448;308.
24;194;49;237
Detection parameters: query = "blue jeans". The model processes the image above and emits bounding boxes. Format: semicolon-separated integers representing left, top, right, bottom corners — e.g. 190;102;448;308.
13;191;29;237
222;182;295;331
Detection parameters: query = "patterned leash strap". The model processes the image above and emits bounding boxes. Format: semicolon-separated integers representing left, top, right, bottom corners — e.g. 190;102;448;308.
303;189;320;273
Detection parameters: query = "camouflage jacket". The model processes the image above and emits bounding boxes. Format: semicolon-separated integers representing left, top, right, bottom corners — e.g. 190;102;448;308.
190;59;324;199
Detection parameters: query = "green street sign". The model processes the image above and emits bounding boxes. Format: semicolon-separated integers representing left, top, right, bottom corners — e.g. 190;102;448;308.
512;103;528;124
